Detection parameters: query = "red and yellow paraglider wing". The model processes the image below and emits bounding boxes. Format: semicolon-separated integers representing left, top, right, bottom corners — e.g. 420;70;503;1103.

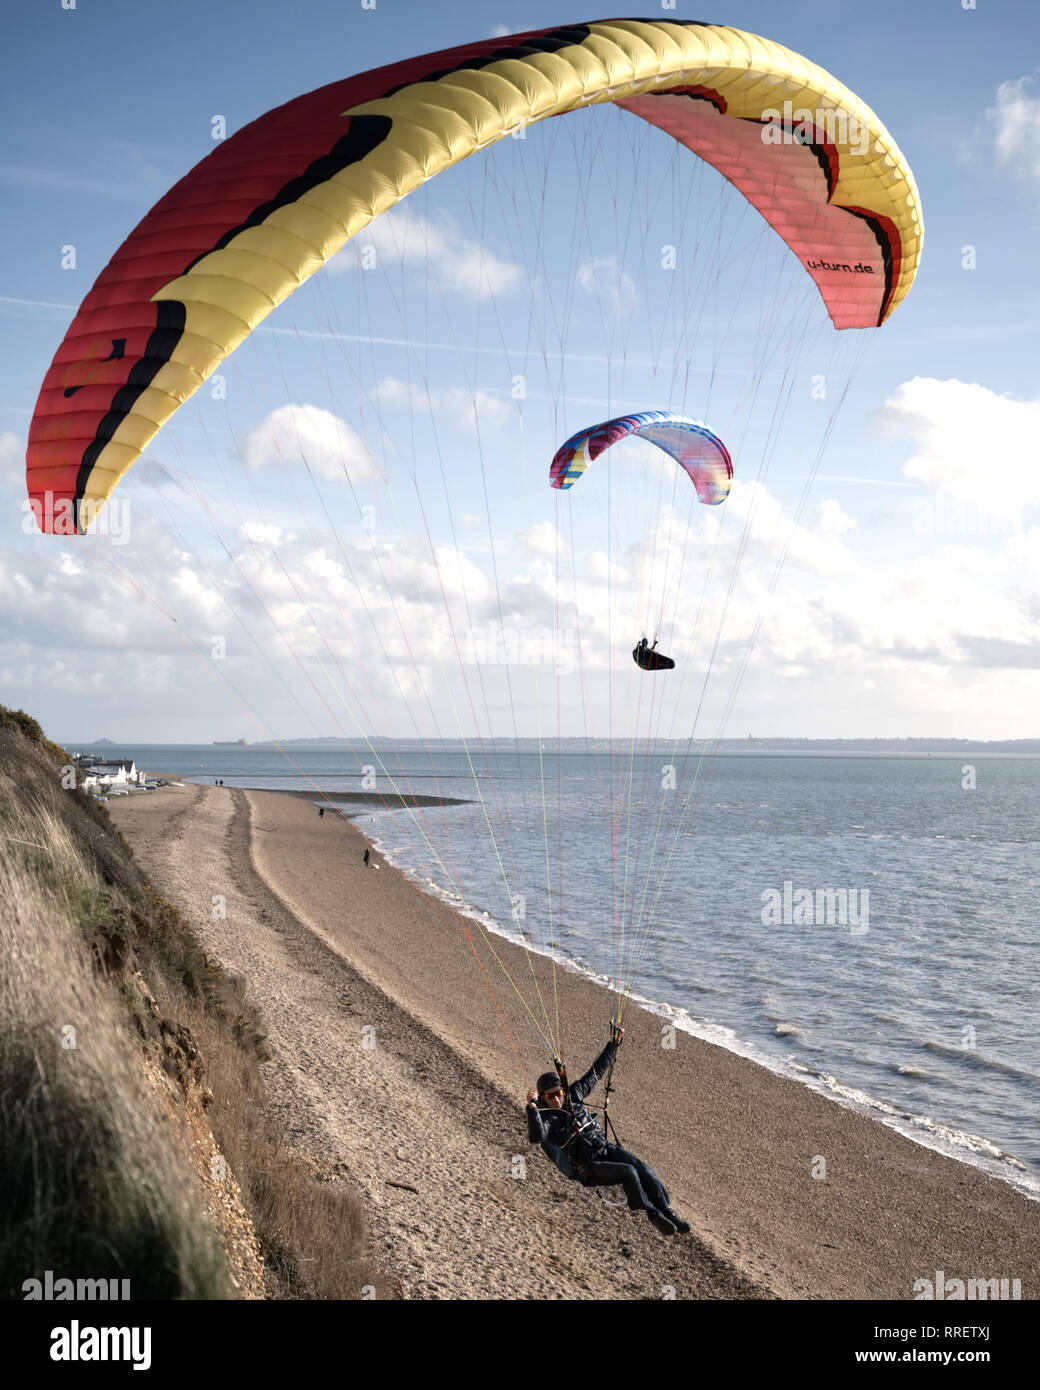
27;19;921;533
617;27;916;330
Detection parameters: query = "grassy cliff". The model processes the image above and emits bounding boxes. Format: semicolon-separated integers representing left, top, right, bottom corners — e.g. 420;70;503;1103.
0;708;381;1300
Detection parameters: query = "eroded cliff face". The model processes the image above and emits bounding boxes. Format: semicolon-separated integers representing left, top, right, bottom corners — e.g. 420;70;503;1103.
0;710;264;1300
130;969;266;1300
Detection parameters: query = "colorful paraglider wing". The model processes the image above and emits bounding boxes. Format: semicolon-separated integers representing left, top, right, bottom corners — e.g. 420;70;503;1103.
550;410;732;503
27;19;921;533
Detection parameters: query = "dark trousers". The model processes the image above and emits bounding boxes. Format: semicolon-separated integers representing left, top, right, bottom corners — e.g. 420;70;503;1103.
586;1144;670;1213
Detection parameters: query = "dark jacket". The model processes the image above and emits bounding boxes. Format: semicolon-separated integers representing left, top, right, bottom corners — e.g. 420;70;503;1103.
526;1040;618;1182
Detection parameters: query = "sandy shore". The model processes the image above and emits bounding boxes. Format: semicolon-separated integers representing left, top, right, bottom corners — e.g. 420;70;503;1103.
110;783;1040;1300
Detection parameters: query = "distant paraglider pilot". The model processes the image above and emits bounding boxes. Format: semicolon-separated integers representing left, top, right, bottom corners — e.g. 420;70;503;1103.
525;1028;690;1236
633;635;675;671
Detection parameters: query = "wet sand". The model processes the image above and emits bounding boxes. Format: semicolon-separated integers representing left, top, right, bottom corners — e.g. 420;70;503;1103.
110;783;1040;1300
285;790;471;808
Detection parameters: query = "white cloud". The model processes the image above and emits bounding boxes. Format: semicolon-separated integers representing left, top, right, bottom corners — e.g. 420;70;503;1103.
883;377;1040;525
577;257;637;314
520;520;567;560
0;430;22;479
816;499;857;536
8;375;1040;740
330;205;523;300
987;73;1040;185
373;377;513;435
242;404;374;485
240;522;283;546
170;563;227;626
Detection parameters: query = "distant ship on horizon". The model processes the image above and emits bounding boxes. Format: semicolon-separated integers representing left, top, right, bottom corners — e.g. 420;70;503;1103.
212;738;249;746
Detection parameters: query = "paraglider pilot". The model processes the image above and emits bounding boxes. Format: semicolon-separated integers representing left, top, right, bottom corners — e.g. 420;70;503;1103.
525;1027;690;1236
633;635;675;671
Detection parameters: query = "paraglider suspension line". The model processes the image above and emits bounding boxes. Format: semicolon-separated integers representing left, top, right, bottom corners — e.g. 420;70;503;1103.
602;1015;624;1146
553;1056;584;1155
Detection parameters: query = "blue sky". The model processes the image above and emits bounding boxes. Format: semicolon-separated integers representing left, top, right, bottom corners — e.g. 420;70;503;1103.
3;1;1040;742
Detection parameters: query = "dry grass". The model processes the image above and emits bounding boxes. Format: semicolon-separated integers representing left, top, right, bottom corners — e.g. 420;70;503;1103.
0;802;229;1299
0;706;388;1300
166;979;385;1299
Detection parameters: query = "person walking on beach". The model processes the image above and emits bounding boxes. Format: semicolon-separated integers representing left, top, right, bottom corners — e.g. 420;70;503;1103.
525;1029;690;1235
319;807;325;819
363;847;371;867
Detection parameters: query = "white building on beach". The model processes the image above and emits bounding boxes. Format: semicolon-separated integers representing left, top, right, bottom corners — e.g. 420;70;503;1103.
73;755;144;794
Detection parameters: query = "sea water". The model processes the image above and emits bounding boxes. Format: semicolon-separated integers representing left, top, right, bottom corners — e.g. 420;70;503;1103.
101;743;1040;1193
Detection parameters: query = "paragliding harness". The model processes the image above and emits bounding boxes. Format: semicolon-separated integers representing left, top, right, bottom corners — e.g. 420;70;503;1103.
552;1017;625;1180
633;635;675;672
